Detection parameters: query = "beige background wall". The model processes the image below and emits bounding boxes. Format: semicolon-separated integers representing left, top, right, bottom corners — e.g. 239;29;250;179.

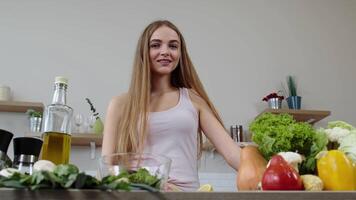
0;0;355;172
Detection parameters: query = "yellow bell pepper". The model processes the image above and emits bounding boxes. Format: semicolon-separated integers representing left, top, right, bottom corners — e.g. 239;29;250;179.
353;162;356;187
317;150;356;190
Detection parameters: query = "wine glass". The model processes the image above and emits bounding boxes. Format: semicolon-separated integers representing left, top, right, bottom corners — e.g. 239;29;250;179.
86;115;96;133
73;113;83;133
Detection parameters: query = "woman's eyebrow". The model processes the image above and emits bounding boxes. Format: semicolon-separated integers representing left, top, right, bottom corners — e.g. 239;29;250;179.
169;40;180;44
150;39;180;44
150;39;161;43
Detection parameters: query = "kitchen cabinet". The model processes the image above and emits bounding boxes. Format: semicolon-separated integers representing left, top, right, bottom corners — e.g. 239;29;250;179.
0;100;44;113
257;108;331;125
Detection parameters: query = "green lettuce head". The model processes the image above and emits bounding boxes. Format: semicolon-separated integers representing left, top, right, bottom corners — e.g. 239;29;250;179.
250;113;315;160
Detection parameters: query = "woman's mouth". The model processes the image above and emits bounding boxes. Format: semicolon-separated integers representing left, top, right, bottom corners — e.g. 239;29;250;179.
157;59;172;66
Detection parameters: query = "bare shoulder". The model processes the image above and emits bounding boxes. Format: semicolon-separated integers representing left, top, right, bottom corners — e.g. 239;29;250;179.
107;93;128;113
187;89;209;110
110;93;128;106
102;93;128;155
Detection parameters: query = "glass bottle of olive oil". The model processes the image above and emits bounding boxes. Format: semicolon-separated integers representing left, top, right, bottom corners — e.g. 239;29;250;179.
41;76;73;165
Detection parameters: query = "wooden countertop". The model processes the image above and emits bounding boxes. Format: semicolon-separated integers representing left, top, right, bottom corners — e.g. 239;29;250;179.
2;189;356;200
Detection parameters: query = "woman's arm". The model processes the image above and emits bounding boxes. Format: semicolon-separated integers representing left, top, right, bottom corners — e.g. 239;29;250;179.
189;90;241;169
188;90;266;190
237;146;267;190
101;94;126;156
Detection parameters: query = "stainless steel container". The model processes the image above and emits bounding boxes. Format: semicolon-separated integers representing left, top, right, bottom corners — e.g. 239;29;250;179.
230;125;243;142
268;98;282;109
29;117;42;132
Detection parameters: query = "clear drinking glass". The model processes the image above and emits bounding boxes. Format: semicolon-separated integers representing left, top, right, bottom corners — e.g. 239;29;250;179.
85;115;96;133
74;113;83;133
98;153;172;190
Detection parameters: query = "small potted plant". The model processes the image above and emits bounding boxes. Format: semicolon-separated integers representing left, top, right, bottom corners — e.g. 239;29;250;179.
286;75;301;109
86;98;104;134
262;92;284;109
26;109;43;132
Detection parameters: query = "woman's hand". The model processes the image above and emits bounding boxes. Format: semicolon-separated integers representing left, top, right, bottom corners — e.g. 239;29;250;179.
237;146;267;190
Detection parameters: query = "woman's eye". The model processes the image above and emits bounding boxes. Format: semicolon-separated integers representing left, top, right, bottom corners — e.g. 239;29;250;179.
169;44;178;49
150;43;160;48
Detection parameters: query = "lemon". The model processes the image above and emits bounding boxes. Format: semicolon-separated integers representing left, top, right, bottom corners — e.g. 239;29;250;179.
197;184;213;192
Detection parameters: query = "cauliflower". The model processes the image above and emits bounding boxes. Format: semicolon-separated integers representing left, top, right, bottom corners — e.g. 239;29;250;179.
301;175;323;191
33;160;56;172
338;131;356;162
319;121;355;143
324;127;350;142
328;121;355;131
0;168;20;178
277;152;303;172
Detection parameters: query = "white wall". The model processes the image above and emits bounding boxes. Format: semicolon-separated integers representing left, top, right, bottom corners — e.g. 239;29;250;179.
0;0;355;172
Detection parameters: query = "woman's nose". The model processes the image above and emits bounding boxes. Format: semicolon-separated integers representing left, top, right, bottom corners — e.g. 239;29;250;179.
160;45;169;56
160;52;169;57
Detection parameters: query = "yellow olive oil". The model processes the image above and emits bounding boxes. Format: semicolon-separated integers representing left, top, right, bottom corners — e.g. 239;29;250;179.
41;77;73;165
41;132;71;165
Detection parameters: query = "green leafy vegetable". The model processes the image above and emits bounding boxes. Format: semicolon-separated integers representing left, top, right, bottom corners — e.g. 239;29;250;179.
51;164;80;188
250;113;315;159
101;170;130;191
128;168;159;187
26;109;43;118
299;130;328;174
0;164;161;191
102;168;161;190
74;173;100;189
0;172;27;189
53;164;79;177
30;171;58;190
250;113;325;173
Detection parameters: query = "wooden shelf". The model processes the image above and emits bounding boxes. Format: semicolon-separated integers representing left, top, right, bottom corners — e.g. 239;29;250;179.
0;100;44;113
71;133;103;147
25;133;103;147
258;108;331;124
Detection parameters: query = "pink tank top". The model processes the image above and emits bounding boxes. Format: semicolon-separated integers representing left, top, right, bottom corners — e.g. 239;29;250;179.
144;88;200;191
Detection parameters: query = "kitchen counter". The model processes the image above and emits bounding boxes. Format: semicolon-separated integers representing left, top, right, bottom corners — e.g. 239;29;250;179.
2;189;356;200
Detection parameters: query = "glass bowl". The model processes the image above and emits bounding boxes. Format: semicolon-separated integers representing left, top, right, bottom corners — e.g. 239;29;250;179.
98;153;172;190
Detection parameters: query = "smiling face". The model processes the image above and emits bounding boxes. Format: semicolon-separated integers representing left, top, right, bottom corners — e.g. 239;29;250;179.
149;25;181;76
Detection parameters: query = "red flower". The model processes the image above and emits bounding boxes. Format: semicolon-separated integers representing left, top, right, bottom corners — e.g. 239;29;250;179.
262;92;284;101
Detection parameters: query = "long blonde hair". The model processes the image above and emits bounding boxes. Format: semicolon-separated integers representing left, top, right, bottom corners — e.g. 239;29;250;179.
116;20;224;157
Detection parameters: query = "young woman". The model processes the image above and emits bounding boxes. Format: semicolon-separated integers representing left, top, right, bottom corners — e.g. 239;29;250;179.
102;20;266;191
